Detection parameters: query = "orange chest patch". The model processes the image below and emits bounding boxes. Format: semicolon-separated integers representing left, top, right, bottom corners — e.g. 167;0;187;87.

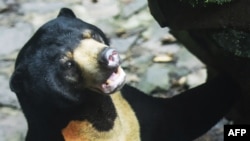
62;120;89;141
62;92;140;141
62;118;125;141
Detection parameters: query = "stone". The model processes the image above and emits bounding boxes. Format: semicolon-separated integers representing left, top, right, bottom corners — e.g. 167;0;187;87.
121;0;147;18
141;22;170;42
0;61;14;77
70;5;93;23
127;47;154;74
153;54;174;63
117;9;153;31
0;51;18;61
140;22;182;54
110;35;139;53
137;64;170;94
0;0;7;12
20;1;66;14
125;73;140;83
0;107;27;141
161;34;177;44
94;19;117;37
186;68;207;88
82;0;120;20
0;22;33;55
0;75;20;109
176;47;205;70
23;10;60;31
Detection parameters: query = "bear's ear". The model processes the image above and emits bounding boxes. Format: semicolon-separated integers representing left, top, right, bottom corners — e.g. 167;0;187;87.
57;8;76;18
10;66;25;93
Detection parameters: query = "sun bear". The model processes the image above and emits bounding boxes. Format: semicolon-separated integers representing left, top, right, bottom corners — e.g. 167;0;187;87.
10;8;239;141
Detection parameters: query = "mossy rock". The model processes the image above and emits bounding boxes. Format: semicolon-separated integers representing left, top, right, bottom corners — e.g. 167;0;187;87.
211;29;250;58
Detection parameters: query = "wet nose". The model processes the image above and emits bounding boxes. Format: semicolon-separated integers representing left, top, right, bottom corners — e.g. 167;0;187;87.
98;47;120;69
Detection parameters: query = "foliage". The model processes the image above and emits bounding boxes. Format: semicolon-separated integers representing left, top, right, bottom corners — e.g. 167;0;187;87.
180;0;233;7
212;29;250;57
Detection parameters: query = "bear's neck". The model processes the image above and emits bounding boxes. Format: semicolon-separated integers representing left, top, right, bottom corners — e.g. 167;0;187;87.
25;91;140;141
62;91;140;141
69;90;118;131
25;91;117;141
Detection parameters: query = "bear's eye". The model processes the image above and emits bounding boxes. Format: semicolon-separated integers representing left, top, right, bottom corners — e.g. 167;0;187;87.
64;60;75;69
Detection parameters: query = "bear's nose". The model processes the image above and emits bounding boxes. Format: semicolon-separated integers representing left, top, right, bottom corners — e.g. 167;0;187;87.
98;47;120;69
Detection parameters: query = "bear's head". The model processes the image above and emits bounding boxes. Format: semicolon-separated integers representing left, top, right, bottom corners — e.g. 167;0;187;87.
10;8;126;109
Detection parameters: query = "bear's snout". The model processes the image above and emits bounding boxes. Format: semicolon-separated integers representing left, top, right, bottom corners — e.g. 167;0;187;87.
98;48;120;69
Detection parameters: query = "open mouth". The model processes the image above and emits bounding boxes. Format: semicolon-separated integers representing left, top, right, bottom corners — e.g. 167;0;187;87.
97;66;126;94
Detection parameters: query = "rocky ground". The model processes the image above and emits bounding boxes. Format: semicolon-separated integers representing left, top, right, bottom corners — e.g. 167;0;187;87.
0;0;227;141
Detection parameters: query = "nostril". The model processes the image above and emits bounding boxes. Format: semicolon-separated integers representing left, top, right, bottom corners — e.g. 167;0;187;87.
108;51;118;61
99;47;120;68
108;53;113;61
